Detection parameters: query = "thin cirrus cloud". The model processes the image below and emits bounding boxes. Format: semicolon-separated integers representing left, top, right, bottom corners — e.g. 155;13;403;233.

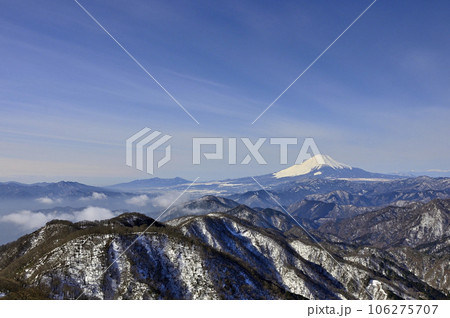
0;206;116;231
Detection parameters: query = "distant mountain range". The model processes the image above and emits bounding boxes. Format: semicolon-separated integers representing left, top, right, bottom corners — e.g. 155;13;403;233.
0;156;448;240
104;155;403;193
0;154;449;299
0;181;123;200
1;155;447;198
108;177;191;191
0;155;436;199
228;176;450;210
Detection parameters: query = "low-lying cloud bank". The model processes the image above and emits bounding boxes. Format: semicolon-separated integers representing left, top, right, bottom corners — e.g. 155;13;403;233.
80;192;108;201
151;191;192;209
36;197;62;204
0;206;116;230
125;194;150;207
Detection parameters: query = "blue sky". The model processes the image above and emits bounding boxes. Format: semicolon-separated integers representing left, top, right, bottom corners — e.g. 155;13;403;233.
0;0;449;185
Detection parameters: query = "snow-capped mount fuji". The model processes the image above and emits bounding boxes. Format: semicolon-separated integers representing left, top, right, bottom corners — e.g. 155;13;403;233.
274;155;351;178
273;154;397;180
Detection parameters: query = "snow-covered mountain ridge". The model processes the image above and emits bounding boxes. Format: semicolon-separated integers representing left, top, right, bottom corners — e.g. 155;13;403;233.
0;200;448;300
